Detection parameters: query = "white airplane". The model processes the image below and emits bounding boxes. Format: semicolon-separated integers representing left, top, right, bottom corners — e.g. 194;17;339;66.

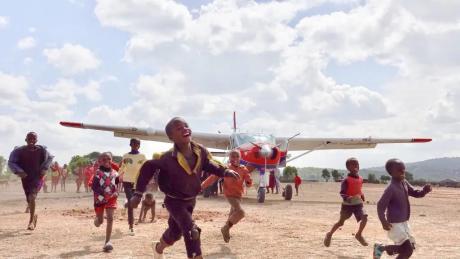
60;113;431;202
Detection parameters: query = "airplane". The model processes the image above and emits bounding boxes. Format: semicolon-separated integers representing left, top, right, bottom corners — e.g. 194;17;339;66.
60;112;431;203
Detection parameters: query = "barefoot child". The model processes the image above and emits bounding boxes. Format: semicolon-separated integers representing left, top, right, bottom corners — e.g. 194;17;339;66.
92;152;119;252
8;132;54;230
201;149;252;243
130;117;240;259
118;138;146;235
324;157;368;247
373;159;432;259
138;192;156;223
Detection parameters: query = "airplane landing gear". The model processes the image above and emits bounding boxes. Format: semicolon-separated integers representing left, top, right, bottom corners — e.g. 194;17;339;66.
283;184;293;201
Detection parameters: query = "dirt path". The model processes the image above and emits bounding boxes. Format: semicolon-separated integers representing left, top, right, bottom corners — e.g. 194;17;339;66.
0;181;459;258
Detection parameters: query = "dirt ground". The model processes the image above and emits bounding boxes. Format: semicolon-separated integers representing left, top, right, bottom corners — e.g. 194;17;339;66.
0;180;459;259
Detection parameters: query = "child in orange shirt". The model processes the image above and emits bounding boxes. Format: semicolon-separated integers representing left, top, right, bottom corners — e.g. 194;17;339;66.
201;150;252;243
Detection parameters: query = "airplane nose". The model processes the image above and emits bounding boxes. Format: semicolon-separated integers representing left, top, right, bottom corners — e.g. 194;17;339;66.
259;144;273;158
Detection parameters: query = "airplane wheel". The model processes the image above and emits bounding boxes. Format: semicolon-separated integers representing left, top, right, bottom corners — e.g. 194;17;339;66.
284;184;293;201
257;187;265;203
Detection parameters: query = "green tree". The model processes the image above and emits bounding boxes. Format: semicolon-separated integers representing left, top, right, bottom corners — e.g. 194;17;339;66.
331;169;344;182
322;169;331;182
282;166;297;182
368;173;379;183
68;155;91;174
380;175;391;184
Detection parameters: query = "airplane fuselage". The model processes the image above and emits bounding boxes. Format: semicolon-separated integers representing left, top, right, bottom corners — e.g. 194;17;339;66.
229;133;288;171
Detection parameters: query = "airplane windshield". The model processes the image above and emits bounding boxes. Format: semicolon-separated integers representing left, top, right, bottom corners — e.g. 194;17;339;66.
235;133;276;146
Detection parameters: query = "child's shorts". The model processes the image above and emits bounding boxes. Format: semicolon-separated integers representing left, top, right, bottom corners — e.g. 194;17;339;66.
388;221;416;246
340;203;366;222
94;197;117;215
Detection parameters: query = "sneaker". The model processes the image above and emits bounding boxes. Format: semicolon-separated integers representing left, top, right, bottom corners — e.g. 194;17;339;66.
373;243;384;259
129;227;135;236
152;242;165;259
103;241;113;252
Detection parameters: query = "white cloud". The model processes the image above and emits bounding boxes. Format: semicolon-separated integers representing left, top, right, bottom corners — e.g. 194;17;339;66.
43;44;101;75
23;57;33;65
0;16;8;28
37;78;103;105
17;36;36;49
0;71;29;106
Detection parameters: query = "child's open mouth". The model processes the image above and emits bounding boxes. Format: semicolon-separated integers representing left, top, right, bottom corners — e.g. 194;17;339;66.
183;131;191;137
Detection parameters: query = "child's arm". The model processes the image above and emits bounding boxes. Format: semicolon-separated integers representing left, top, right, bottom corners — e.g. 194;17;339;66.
7;148;26;177
201;175;219;191
339;179;350;201
132;160;161;208
406;181;431;198
135;160;161;193
91;173;104;195
376;187;393;230
139;202;145;222
202;149;239;179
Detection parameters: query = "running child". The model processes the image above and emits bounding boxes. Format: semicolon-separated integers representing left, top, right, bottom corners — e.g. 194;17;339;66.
130;117;240;259
324;157;368;247
201;149;252;243
8;132;54;230
92;152;120;252
118;138;146;235
373;159;432;259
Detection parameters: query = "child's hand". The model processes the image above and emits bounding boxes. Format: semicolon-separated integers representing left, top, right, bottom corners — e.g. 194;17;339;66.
382;221;392;231
423;185;432;193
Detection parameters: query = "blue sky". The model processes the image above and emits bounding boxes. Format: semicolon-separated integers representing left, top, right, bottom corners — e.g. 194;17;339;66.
1;0;459;170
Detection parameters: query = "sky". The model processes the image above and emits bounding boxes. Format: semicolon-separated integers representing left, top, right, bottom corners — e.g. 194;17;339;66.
1;0;459;170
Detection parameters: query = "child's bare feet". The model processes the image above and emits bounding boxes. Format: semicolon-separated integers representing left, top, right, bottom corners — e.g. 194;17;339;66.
221;225;230;243
94;217;102;227
355;234;368;246
323;232;332;247
27;215;38;230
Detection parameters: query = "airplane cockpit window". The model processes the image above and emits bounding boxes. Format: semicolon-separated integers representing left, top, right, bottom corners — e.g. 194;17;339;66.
235;133;276;146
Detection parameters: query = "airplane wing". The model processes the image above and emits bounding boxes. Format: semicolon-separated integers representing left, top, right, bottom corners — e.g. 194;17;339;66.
60;122;231;150
276;137;431;151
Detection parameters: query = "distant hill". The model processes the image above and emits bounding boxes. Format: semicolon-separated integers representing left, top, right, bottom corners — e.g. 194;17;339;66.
365;157;460;181
296;157;460;182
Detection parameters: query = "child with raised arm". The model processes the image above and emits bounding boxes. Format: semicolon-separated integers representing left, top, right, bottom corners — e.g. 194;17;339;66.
324;157;368;247
92;152;119;252
130;117;239;259
373;159;432;259
201;150;252;243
